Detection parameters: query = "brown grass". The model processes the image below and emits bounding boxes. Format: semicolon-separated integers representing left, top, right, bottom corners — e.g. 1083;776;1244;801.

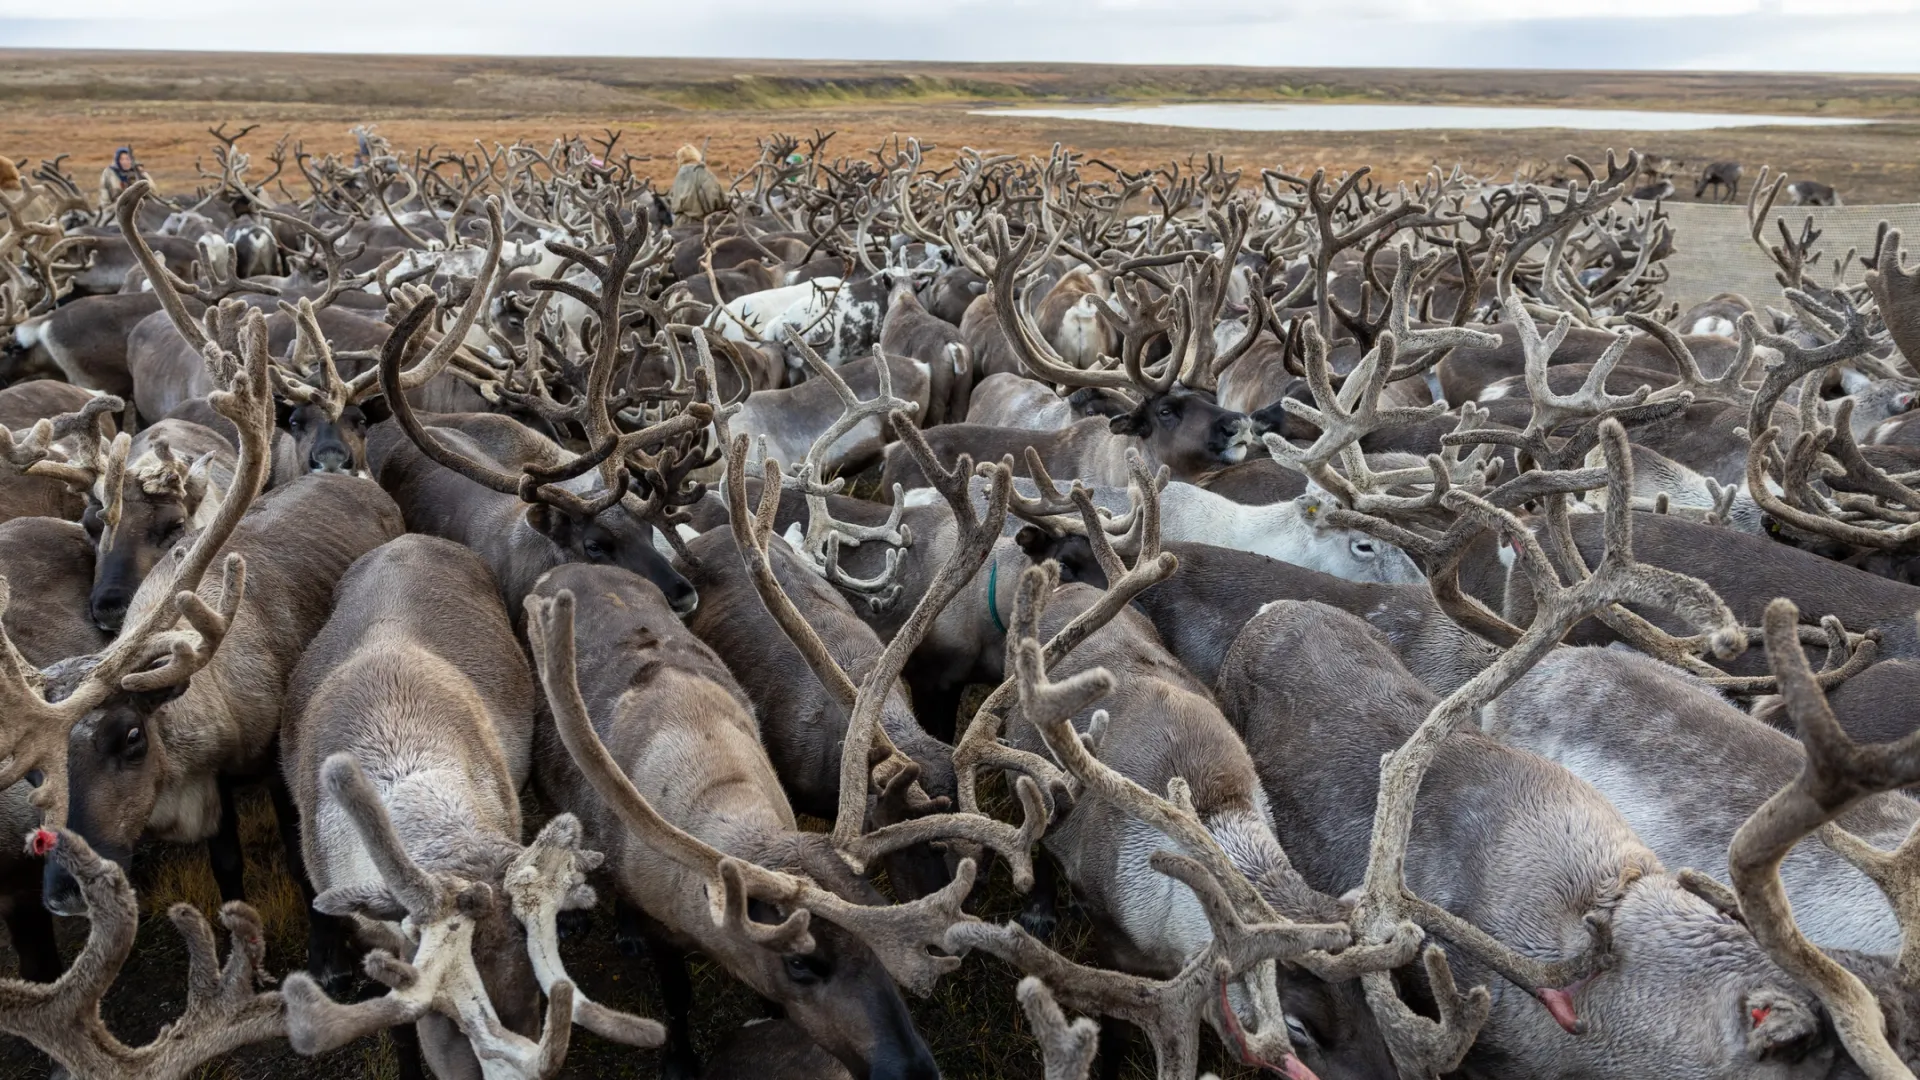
136;787;309;966
3;51;1917;203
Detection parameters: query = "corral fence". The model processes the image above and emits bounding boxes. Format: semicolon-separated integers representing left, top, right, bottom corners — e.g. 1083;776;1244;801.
1644;201;1920;316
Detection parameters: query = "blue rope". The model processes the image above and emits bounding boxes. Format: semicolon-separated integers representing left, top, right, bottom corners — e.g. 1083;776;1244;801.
987;559;1006;633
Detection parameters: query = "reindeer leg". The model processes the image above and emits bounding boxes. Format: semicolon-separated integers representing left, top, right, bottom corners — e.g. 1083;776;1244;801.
390;1021;426;1080
1016;851;1061;942
4;892;62;981
645;931;702;1080
270;768;355;996
208;774;246;904
614;894;648;958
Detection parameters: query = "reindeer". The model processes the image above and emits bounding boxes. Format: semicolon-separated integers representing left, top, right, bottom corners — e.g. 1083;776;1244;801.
1696;162;1743;203
921;266;986;326
1786;180;1842;207
964;373;1132;432
1484;643;1915;958
677;528;958;842
1217;599;1833;1079
11;291;408;919
82;418;235;632
958;292;1026;381
367;210;710;619
1149;481;1425;583
525;563;948;1079
1003;580;1402;1080
880;281;972;426
278;533;611;1077
0;515;107;983
7;292;161;396
1015;530;1494;692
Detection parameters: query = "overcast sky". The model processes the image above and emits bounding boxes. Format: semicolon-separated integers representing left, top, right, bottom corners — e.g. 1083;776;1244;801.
2;1;1918;72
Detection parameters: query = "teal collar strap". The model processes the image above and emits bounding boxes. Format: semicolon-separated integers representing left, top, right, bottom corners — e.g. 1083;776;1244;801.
987;559;1006;633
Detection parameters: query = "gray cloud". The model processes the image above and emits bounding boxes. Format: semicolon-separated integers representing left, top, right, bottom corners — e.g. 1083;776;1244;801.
1;7;1917;71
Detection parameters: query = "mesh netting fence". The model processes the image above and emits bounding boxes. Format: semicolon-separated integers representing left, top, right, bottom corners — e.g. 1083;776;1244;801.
1652;200;1920;316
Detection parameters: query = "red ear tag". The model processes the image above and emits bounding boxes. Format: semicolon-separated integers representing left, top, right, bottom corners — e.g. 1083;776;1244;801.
26;829;56;857
1751;1005;1773;1027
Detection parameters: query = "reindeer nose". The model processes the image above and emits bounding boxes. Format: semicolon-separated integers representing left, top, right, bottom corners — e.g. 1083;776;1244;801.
668;582;700;618
310;446;350;474
90;587;131;633
41;861;87;917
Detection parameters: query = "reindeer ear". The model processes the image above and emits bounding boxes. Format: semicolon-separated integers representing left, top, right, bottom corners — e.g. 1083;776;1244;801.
184;452;219;508
1014;525;1055;560
1296;492;1329;530
525;503;566;544
1109;405;1150;437
314;883;407;921
1742;988;1821;1062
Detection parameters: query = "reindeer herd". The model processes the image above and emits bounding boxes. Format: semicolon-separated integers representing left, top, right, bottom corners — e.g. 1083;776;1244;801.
0;125;1918;1080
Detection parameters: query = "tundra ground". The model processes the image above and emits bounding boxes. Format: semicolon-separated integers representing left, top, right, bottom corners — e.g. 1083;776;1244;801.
4;52;1918;203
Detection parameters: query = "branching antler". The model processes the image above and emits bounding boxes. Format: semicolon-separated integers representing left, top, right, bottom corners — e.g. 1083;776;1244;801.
1728;600;1920;1080
0;830;283;1079
280;756;597;1076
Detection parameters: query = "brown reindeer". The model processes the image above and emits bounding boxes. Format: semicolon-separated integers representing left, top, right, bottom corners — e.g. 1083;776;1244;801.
279;534;659;1077
526;563;948;1079
82;418;235;631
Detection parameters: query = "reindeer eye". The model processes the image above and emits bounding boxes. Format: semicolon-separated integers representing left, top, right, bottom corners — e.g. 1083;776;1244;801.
584;539;610;561
783;954;823;985
1350;538;1377;558
1285;1014;1319;1049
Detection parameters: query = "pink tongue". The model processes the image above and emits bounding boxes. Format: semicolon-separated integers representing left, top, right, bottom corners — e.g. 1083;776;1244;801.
26;828;56;858
1279;1055;1322;1080
1538;987;1582;1034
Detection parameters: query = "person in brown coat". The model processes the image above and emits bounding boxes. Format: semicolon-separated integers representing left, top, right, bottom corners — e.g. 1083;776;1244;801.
667;144;727;222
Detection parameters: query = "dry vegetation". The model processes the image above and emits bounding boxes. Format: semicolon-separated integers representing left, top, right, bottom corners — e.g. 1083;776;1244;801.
4;51;1918;203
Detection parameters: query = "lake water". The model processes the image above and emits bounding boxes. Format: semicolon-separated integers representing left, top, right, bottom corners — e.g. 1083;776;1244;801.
971;102;1873;133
